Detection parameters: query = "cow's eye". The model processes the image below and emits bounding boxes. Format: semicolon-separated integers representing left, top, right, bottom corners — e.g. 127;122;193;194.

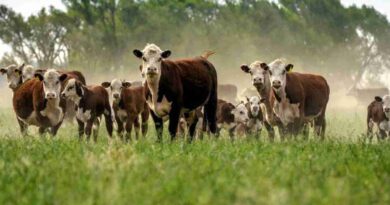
56;81;60;84
283;70;286;74
142;57;147;62
240;111;244;115
269;71;273;75
69;86;74;90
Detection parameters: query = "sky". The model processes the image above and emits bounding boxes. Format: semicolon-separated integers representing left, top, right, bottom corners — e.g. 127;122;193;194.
0;0;389;57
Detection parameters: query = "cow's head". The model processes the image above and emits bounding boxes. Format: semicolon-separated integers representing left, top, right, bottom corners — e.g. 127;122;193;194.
35;69;67;100
0;64;25;90
268;59;293;92
133;44;171;83
247;96;261;117
61;78;84;102
101;79;131;102
231;102;249;124
377;95;390;119
22;65;36;82
241;61;270;90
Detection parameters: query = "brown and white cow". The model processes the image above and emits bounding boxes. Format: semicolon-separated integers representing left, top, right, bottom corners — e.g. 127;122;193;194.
245;96;264;137
12;69;68;135
367;95;390;140
133;44;218;142
1;64;26;90
267;59;330;139
61;79;113;141
215;99;249;138
101;79;149;141
241;61;281;141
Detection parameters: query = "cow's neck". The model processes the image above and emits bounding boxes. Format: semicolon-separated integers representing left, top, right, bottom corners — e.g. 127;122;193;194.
11;76;23;93
256;79;273;120
72;86;88;109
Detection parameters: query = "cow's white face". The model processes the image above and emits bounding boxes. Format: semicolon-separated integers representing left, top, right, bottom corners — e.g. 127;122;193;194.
22;65;35;82
248;96;261;117
0;64;24;89
241;61;269;89
268;59;293;92
232;103;249;124
133;44;171;83
61;78;79;99
36;69;67;100
382;95;390;118
101;79;131;102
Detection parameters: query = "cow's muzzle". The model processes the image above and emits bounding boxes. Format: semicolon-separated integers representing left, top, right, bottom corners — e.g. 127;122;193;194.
46;93;57;99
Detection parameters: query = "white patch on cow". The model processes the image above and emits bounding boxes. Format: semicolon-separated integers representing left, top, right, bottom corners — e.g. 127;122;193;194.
1;64;22;89
61;79;82;104
273;96;300;126
248;96;261;117
42;69;62;100
247;118;263;133
76;108;91;123
248;61;270;87
379;120;390;131
382;95;390;119
40;98;64;125
231;103;249;124
22;65;35;82
146;94;172;118
117;108;127;121
268;59;288;92
109;79;123;102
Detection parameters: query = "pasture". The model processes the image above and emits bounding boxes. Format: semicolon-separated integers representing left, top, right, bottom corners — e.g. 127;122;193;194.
1;108;389;205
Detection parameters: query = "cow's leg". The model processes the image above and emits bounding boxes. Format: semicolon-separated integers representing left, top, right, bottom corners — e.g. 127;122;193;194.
367;120;374;142
150;111;163;143
314;114;326;140
133;116;140;140
302;123;310;140
38;127;47;137
17;118;28;136
378;129;387;141
116;116;124;140
204;98;217;135
85;119;94;142
188;115;199;142
264;121;275;142
92;117;101;142
50;121;63;137
125;115;135;142
104;110;113;139
168;104;181;141
77;119;85;140
141;105;149;138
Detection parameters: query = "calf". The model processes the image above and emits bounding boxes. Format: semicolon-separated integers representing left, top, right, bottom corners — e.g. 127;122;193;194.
12;69;68;135
367;95;390;140
216;99;249;138
133;43;218;142
101;79;149;141
245;96;264;137
267;59;330;139
241;61;281;141
61;79;113;141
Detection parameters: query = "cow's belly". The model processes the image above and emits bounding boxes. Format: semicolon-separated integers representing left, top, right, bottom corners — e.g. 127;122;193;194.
379;121;390;131
18;111;40;126
274;102;300;126
147;95;172;118
76;108;91;123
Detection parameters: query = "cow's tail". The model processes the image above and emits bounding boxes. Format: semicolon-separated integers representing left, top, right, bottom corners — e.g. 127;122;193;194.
203;61;218;135
201;51;215;59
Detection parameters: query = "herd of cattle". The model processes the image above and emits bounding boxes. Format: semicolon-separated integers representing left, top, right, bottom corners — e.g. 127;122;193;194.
0;43;389;142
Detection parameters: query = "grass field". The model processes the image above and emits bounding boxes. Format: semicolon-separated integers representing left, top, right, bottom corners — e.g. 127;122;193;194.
0;108;390;205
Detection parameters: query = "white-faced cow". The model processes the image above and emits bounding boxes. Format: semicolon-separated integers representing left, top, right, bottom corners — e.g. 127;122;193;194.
133;44;218;142
367;95;390;141
245;96;264;137
101;79;149;141
241;61;281;141
12;69;68;135
61;79;113;141
267;59;330;139
1;64;26;90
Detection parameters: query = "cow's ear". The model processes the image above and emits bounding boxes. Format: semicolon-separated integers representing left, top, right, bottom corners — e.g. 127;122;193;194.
246;96;250;102
75;81;84;96
375;96;383;102
15;69;22;75
285;64;294;72
260;98;266;103
101;82;111;88
241;64;250;73
260;63;269;70
161;50;171;59
59;74;68;82
133;49;143;58
122;81;132;88
19;63;25;71
0;68;7;75
35;73;44;81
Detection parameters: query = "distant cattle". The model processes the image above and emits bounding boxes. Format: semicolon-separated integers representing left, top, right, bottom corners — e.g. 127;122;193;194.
216;99;249;138
267;59;330;139
245;96;263;137
1;64;26;90
367;95;390;140
12;69;68;136
102;79;149;141
133;43;218;142
62;79;113;141
218;84;237;103
348;86;389;105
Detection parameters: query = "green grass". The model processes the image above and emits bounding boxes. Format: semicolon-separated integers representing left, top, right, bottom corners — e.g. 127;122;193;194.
0;108;389;205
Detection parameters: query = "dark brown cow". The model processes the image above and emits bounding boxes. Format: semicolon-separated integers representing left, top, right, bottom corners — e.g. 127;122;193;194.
133;44;218;142
367;95;390;141
102;79;149;141
267;59;330;139
218;84;238;103
12;69;68;136
61;79;113;141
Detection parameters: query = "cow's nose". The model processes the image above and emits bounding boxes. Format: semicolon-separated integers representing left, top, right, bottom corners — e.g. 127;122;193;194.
147;67;157;73
253;78;263;85
113;93;120;99
272;81;281;89
253;106;259;112
61;93;66;98
46;93;56;99
385;108;390;112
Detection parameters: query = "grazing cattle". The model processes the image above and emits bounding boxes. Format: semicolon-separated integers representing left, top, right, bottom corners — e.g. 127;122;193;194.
133;43;218;142
245;96;264;137
216;99;249;138
218;84;238;103
267;59;330;139
101;79;149;141
61;79;113;141
12;69;68;135
367;95;390;140
241;61;281;141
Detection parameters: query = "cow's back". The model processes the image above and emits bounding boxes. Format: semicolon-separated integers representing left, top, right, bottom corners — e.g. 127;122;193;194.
13;79;40;119
367;100;386;123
